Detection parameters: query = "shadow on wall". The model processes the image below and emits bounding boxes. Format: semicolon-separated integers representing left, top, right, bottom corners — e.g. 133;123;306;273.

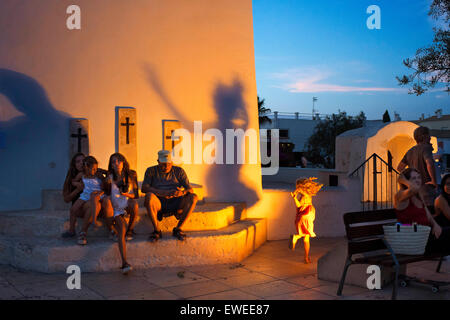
0;69;69;211
207;80;259;207
143;65;259;207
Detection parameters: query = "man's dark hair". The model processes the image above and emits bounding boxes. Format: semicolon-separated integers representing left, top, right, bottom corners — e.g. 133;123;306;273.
413;126;430;143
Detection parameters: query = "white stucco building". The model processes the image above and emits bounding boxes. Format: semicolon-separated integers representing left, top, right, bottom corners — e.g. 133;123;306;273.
0;0;262;211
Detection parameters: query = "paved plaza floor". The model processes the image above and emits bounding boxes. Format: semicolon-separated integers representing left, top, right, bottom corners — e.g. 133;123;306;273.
0;238;448;300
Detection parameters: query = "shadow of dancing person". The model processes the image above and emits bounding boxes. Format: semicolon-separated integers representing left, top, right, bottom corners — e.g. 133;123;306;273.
142;150;198;242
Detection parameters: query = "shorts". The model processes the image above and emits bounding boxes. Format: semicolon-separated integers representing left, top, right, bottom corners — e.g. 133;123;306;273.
157;193;196;221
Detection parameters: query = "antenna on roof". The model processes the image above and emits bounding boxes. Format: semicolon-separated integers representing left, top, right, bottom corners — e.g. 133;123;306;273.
312;97;318;119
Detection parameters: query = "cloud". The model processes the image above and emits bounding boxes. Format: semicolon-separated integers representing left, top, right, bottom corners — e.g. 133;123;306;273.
271;67;401;93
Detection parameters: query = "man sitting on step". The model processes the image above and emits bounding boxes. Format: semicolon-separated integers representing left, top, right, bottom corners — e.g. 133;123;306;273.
142;150;198;241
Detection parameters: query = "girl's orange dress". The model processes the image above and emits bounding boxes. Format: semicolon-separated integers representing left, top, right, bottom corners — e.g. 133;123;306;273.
294;196;316;237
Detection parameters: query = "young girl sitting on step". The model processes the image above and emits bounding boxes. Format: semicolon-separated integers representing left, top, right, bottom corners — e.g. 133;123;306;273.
289;177;323;263
71;156;106;245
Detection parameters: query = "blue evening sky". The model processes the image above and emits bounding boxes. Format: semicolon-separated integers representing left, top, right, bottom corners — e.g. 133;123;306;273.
253;0;449;120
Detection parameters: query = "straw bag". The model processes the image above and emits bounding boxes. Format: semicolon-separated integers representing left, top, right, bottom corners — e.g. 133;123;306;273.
383;223;431;255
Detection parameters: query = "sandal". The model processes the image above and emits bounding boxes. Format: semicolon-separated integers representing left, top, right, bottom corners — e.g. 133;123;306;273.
121;263;132;275
173;227;186;241
61;231;76;238
77;232;87;245
109;230;118;242
148;230;162;242
126;230;135;241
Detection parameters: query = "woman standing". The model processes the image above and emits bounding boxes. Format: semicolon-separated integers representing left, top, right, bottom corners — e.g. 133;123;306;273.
106;153;139;274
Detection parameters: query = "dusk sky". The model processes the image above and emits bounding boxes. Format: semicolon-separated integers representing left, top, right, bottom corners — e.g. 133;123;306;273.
253;0;449;120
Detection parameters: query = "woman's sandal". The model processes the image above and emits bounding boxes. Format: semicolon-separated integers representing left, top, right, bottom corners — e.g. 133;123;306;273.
173;227;186;241
77;232;87;245
121;263;132;275
126;230;135;241
109;230;118;242
148;230;162;242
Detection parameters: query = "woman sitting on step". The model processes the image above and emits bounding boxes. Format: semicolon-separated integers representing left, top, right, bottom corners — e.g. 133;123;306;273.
394;168;450;254
62;152;86;237
104;153;139;274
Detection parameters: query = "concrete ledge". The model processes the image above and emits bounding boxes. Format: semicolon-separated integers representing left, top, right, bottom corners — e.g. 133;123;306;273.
0;219;267;273
0;202;247;238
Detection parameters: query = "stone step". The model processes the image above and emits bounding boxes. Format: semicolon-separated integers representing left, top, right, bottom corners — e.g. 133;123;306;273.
0;219;267;273
41;184;205;211
0;202;247;238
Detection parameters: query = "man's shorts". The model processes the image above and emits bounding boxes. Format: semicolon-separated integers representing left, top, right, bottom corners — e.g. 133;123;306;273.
157;193;196;221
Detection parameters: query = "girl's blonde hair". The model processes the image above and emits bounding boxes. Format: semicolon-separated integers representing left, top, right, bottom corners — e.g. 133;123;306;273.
295;177;323;196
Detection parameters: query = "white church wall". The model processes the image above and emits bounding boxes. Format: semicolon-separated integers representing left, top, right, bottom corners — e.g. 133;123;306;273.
0;0;262;211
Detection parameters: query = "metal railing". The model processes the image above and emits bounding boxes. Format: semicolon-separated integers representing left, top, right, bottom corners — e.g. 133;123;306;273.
349;153;400;211
266;111;330;120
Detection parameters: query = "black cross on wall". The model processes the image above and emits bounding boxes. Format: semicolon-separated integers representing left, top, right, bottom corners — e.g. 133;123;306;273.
71;128;87;152
165;130;176;149
121;117;135;144
165;130;182;150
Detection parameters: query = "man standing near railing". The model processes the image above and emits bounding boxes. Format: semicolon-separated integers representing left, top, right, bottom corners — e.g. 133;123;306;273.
397;126;437;209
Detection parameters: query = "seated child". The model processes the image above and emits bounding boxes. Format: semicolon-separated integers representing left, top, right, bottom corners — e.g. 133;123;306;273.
289;177;323;263
71;156;106;245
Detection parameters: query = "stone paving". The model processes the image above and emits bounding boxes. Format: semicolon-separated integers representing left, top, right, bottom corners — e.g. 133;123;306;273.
0;238;448;300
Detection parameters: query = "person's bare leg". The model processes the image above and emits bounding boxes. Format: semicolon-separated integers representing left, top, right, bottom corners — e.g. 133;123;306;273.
126;199;138;233
101;196;114;232
114;215;128;267
144;192;161;232
289;222;302;250
69;199;84;233
81;201;93;233
91;194;102;228
290;234;302;250
304;235;311;263
176;193;198;230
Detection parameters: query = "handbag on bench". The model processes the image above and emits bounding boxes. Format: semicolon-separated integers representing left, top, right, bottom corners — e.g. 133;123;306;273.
383;222;431;255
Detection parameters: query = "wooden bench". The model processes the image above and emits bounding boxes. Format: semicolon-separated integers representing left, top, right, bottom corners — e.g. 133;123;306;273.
337;209;448;300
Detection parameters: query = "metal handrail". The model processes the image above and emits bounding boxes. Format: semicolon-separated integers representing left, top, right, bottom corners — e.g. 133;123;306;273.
349;152;400;211
349;153;399;177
